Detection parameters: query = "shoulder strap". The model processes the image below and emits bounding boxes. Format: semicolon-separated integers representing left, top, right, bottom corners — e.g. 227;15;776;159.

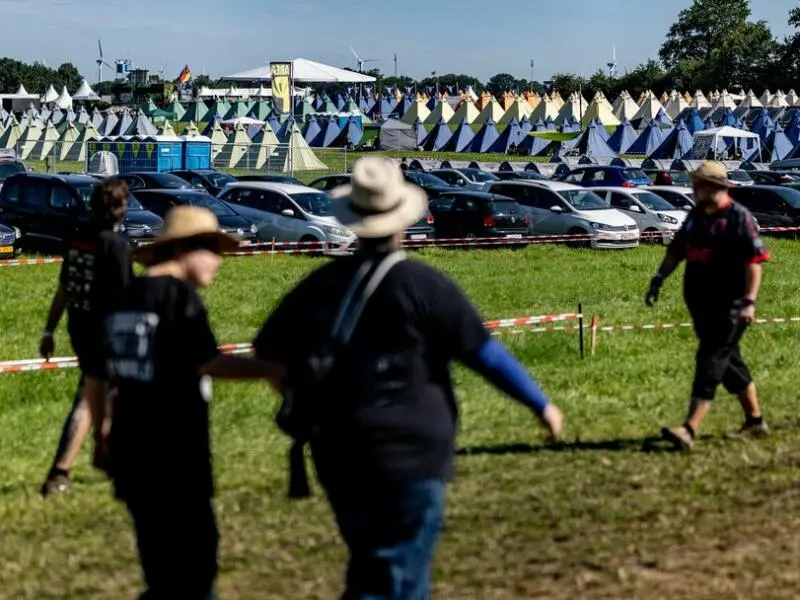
333;250;406;344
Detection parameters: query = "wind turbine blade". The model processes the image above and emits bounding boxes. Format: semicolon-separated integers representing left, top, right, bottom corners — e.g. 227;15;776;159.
350;47;361;61
102;60;113;69
98;39;103;59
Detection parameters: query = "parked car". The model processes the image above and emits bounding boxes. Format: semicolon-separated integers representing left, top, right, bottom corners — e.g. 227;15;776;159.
644;169;692;186
401;170;455;199
236;174;303;185
485;181;639;248
429;168;499;190
0;222;21;259
727;169;755;186
593;187;687;244
491;170;549;181
747;170;800;185
118;172;193;191
169;169;238;195
558;166;652;188
308;173;437;240
729;185;800;228
133;189;257;243
0;157;27;192
648;186;695;210
428;192;529;239
0;173;162;250
218;182;356;251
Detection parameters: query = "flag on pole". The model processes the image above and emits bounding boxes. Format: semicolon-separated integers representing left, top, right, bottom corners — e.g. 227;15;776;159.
178;65;192;84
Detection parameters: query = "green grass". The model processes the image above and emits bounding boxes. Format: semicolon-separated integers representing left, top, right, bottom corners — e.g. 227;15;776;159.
3;241;800;598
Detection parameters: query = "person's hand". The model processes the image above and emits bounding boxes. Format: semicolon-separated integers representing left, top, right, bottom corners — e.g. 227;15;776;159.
39;332;54;360
645;276;663;307
538;404;564;442
739;302;756;325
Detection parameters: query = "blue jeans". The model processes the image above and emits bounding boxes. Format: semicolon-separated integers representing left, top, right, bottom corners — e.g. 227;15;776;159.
326;478;446;600
125;496;218;600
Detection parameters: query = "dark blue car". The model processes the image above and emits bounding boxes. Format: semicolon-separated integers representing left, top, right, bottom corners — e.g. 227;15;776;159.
558;166;652;188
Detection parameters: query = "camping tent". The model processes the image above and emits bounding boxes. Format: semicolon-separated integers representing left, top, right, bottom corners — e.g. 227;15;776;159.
422;118;453;151
694;126;761;161
626;120;668;155
581;92;620;127
475;99;505;125
607;118;638;154
54;86;72;110
442;118;475;152
469;118;500;153
664;91;689;120
42;85;59;104
613;90;640;121
72;79;99;101
452;100;480;124
555;92;587;126
378;119;416;151
530;94;560;123
401;99;431;125
632;91;666;128
558;121;617;158
279;122;327;172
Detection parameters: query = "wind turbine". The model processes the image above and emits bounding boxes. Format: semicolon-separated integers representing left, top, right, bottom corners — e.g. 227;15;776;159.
350;47;377;73
607;45;618;78
159;63;168;81
96;39;112;84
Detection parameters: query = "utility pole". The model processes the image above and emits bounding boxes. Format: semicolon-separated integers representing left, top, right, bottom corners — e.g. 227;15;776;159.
530;58;534;85
394;53;398;78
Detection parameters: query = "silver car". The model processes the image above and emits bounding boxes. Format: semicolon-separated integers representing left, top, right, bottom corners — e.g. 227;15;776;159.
593;187;687;244
429;168;499;190
219;182;356;250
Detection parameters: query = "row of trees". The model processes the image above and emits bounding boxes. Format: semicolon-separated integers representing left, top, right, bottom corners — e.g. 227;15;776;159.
0;59;83;96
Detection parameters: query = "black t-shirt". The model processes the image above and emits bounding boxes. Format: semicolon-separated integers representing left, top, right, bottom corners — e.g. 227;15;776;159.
253;254;489;487
59;227;132;342
103;276;220;501
668;200;769;317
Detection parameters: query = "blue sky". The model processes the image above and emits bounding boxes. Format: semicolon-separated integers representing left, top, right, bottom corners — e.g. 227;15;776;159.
0;0;796;84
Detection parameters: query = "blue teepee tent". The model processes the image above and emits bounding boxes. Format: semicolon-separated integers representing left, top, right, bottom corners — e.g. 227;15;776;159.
426;95;440;111
442;118;475;152
413;118;427;146
716;108;738;127
302;115;322;144
683;108;706;134
520;132;554;156
422;117;452;151
627;120;667;155
653;108;673;128
334;94;347;112
544;117;556;130
489;119;523;153
751;112;777;144
312;116;342;148
519;115;533;133
201;115;222;137
561;116;581;133
591;118;610;141
331;116;363;147
533;117;547;132
649;121;693;160
756;124;793;162
783;111;800;146
469;118;500;153
390;96;413;119
558;120;617;158
607;118;638;154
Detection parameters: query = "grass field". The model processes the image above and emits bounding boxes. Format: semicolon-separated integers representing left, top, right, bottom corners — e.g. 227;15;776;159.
3;242;800;599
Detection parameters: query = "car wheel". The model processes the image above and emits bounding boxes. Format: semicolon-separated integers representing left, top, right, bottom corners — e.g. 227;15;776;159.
567;227;591;249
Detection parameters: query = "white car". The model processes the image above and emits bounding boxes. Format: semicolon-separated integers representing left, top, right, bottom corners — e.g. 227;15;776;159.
648;186;695;210
593;187;687;244
218;182;356;251
429;168;499;190
485;180;640;249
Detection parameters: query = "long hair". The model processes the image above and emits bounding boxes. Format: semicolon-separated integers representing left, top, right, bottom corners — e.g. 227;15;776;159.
89;178;129;230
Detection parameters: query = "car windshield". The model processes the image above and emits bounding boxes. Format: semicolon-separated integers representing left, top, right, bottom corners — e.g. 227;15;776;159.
488;201;519;213
622;169;648;180
291;192;333;216
0;162;25;182
671;171;691;185
78;186;144;210
632;191;676;211
459;169;498;182
728;170;753;183
203;172;236;187
776;187;800;208
178;193;236;216
149;173;189;188
559;189;609;211
405;171;449;186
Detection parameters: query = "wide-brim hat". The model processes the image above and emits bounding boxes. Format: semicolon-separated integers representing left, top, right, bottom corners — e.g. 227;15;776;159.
692;160;730;188
330;157;427;238
133;205;240;266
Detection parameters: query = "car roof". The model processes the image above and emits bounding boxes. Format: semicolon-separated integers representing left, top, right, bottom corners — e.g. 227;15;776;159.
223;181;321;194
592;186;655;193
124;172;181;178
649;186;693;193
439;191;514;201
570;165;625;172
134;189;213;197
490;179;583;191
7;172;97;185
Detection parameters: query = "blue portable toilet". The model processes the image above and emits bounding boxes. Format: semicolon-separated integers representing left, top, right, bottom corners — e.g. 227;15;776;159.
87;136;184;174
182;136;212;170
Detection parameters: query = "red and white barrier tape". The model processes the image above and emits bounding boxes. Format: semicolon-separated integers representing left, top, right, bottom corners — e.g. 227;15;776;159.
598;315;800;333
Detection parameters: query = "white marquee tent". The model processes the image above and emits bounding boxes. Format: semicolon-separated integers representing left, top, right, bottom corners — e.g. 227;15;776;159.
222;58;376;83
693;126;761;160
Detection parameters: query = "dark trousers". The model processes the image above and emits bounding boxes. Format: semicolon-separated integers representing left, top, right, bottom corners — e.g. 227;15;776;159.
325;478;446;600
125;496;219;600
692;317;753;400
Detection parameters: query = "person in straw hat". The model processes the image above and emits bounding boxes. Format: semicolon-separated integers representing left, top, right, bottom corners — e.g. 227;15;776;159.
97;205;283;599
253;157;563;599
646;161;770;451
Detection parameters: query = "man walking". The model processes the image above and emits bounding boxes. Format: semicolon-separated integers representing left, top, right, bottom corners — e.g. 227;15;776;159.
39;178;133;495
645;161;770;450
254;157;563;599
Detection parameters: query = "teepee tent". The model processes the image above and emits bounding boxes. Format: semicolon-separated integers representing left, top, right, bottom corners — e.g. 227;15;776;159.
691;90;712;109
422;118;453;151
331;116;364;147
159;120;177;137
245;123;281;169
207;122;228;160
551;91;565;109
400;99;431;125
29;121;60;160
760;89;774;106
469;118;500;153
302;115;322;145
632;92;666;128
110;110;133;137
183;121;200;138
207;99;230;121
214;122;251;168
555;92;587;126
581;92;620;127
627;120;667;155
451;100;480;124
73;79;99;101
57;122;80;160
612;91;640;121
649;121;693;160
54;86;72;110
182;99;209;123
530;93;560;123
0;118;22;150
475;98;505;125
64;122;99;162
442;118;475;152
423;100;455;126
664;91;689;120
280;122;327;172
16;122;43;159
607;118;638;154
498;97;532;125
42;85;59;104
312;116;342;148
489;118;525;153
247;101;271;121
768;90;790;108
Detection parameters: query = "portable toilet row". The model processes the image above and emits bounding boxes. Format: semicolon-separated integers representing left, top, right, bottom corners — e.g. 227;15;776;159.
85;135;212;174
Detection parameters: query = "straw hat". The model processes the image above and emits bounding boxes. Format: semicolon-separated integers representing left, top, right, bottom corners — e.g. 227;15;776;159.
330;157;427;238
692;161;730;188
133;205;240;265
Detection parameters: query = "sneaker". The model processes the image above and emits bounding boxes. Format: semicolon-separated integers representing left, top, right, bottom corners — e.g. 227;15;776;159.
661;426;694;451
726;420;769;440
40;474;70;497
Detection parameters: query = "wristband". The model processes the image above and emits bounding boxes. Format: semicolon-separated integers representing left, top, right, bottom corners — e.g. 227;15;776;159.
739;298;755;308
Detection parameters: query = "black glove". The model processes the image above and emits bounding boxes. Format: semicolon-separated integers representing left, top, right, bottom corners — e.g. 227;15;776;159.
645;275;663;307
